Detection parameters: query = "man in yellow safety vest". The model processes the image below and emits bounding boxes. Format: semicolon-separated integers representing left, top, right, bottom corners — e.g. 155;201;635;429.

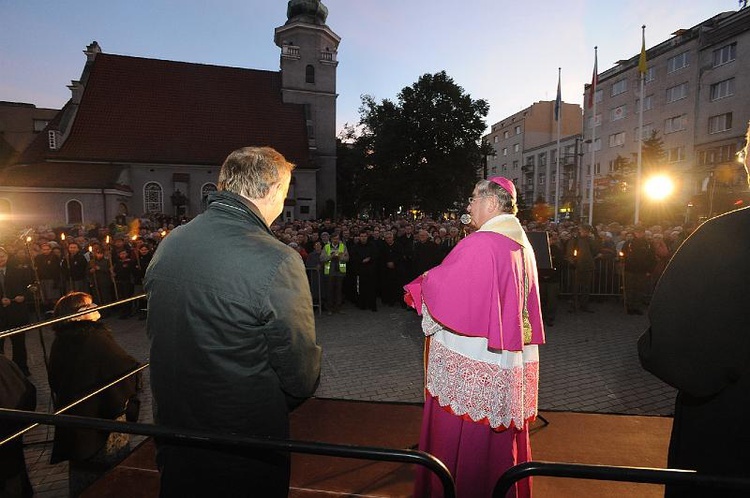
320;233;349;315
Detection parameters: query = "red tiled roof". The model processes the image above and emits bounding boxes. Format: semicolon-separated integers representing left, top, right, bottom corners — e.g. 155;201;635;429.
0;162;127;189
17;53;310;168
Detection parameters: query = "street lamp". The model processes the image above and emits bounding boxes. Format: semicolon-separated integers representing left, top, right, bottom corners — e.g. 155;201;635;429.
643;175;674;201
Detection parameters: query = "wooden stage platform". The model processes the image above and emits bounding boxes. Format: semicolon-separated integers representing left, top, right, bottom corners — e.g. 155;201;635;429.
82;398;672;497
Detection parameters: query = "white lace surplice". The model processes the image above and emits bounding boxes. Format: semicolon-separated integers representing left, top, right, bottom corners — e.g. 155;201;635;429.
422;303;539;430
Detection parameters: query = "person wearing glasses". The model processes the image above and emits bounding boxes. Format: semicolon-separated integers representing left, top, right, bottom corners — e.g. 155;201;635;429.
405;176;545;498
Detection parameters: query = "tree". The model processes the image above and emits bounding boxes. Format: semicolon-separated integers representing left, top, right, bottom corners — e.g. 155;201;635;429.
349;71;489;217
637;130;666;173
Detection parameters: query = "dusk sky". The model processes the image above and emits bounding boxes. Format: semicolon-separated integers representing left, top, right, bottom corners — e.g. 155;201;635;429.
1;1;732;136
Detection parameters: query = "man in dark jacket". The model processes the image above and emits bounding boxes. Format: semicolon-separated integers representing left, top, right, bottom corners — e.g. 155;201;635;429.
621;226;655;315
638;129;750;498
145;146;321;498
0;246;35;376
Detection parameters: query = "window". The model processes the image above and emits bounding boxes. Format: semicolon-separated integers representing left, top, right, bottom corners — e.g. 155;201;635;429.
611;79;627;96
667;147;686;163
493;136;498;143
592;138;602;152
635;123;654;141
513;160;519;170
644;66;656;83
502;163;508;172
664;115;687;134
48;130;58;150
594;89;603;104
710;78;735;101
667;51;689;73
594;163;602;175
538;153;547;167
33;119;49;132
538;174;546;185
526;156;535;167
666;82;688;103
503;130;510;139
713;43;737;67
305;64;315;84
201;183;217;211
610;105;626;121
144;182;164;213
588;114;601;128
300;205;310;215
66;200;83;224
502;147;508;156
608;132;625;147
708;113;732;134
513;143;520;153
636;95;653;113
698;145;737;166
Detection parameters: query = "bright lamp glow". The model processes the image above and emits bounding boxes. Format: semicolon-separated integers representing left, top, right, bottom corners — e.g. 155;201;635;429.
644;175;674;201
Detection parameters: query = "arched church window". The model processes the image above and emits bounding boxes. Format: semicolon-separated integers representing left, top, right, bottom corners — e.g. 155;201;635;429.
306;64;315;84
66;199;83;224
144;182;163;214
201;183;217;211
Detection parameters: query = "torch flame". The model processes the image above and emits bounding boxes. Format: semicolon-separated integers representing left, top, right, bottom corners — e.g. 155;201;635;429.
60;233;66;241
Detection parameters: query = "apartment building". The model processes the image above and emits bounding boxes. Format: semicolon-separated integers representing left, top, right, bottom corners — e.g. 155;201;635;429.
581;7;750;222
484;100;582;209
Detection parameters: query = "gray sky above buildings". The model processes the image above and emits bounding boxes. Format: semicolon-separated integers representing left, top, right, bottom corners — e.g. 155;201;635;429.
1;0;729;134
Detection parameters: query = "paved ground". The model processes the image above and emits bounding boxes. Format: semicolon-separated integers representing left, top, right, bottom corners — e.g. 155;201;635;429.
8;295;676;497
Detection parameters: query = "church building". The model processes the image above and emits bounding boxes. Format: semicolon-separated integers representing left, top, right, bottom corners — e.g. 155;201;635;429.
0;0;339;227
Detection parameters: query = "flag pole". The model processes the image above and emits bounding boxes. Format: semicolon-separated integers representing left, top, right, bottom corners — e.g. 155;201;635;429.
589;47;598;225
634;25;647;224
554;67;562;223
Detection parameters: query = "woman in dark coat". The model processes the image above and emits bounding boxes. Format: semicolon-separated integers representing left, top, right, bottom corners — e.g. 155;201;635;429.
48;292;141;497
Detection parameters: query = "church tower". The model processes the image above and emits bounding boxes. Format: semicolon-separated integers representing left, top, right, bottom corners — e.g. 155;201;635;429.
275;0;340;219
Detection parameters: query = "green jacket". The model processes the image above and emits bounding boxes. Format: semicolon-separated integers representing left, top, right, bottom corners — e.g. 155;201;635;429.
145;190;321;441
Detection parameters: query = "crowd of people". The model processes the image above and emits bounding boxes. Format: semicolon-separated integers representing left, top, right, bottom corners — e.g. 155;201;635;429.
265;214;694;323
0;209;694;377
1;136;747;498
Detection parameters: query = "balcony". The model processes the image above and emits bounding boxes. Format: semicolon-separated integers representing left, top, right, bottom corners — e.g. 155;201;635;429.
281;45;301;60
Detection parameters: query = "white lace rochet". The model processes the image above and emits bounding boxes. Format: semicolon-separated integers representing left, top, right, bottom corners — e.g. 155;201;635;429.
422;303;539;430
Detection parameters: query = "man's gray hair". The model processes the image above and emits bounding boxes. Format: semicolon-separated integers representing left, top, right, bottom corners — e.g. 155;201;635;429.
218;146;295;199
475;179;518;215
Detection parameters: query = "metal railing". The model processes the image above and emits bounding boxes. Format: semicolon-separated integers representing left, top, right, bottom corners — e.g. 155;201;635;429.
559;259;624;297
0;408;456;497
0;294;456;497
493;461;750;497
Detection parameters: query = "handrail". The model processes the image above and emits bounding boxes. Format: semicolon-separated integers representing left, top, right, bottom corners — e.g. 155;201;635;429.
492;461;750;497
0;408;456;498
0;363;149;446
0;294;146;340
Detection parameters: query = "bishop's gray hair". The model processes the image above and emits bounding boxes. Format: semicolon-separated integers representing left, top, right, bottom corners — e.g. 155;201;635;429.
474;179;518;215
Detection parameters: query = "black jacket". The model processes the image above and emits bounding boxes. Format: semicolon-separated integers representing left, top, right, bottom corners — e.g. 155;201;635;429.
48;320;140;463
145;190;321;438
638;207;750;497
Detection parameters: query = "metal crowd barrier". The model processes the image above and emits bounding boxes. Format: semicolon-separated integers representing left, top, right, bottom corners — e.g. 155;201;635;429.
493;461;750;497
559;259;624;297
305;266;322;316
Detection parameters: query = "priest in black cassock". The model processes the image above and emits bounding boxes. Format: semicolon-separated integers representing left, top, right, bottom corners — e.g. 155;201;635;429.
638;123;750;498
